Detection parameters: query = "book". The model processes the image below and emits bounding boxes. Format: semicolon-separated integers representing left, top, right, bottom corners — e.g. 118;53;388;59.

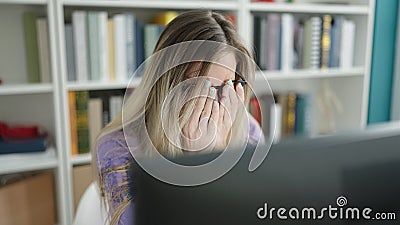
113;14;127;81
65;24;76;81
294;19;304;69
152;11;178;26
144;24;163;60
72;11;89;82
340;19;356;68
303;17;322;69
87;12;100;81
249;97;262;125
109;95;123;121
266;14;281;70
320;15;332;69
125;13;136;79
36;18;51;83
253;15;262;68
88;98;103;152
98;12;109;82
75;91;90;154
135;19;144;72
294;94;312;136
329;16;343;68
68;91;79;155
310;16;322;69
107;19;116;81
281;13;294;72
286;92;297;136
0;137;47;154
23;11;40;83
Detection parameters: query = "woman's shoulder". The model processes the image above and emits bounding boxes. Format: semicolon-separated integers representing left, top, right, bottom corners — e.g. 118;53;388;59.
96;130;135;171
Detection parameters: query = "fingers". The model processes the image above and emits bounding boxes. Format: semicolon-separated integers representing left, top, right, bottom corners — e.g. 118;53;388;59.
188;80;211;128
200;87;216;128
235;83;244;103
209;100;219;130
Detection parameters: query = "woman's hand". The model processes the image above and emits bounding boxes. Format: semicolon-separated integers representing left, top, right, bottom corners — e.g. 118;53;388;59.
181;80;220;153
214;80;245;150
181;80;245;153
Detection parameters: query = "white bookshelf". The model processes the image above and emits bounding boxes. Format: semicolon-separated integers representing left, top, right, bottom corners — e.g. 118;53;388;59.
249;2;369;14
0;0;376;224
71;153;92;165
0;83;53;95
0;147;58;175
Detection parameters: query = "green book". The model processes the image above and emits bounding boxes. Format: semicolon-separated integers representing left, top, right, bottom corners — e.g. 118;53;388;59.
144;24;161;60
23;11;40;83
75;91;90;154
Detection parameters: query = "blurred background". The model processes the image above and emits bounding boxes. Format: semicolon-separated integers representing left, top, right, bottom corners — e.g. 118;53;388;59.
0;0;398;224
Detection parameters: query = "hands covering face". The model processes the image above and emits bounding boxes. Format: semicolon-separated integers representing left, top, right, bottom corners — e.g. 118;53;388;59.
181;79;245;153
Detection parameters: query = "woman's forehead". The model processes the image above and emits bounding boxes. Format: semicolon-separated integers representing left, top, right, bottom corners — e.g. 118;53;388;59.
207;53;236;85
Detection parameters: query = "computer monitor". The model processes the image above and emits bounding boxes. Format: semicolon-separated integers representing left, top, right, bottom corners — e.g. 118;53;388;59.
129;122;400;225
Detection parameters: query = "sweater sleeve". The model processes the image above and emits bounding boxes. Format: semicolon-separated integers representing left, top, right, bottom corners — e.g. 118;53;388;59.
96;132;134;225
248;115;265;146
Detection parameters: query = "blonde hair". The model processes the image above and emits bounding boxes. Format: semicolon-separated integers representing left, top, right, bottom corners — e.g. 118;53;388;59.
94;10;255;224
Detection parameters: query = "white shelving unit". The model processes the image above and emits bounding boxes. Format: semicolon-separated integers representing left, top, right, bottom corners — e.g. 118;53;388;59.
0;0;375;224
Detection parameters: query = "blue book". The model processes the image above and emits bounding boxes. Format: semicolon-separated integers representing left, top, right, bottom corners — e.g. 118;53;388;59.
295;94;312;136
135;19;144;72
0;137;47;154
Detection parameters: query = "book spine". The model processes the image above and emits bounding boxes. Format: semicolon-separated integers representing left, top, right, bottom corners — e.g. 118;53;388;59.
23;11;40;83
75;91;90;154
310;16;322;69
107;19;116;81
340;20;356;68
302;18;312;69
286;92;297;136
144;24;161;60
271;103;282;143
88;98;103;152
87;12;100;81
259;16;268;70
135;19;144;71
109;95;123;121
321;15;332;69
125;13;135;79
65;24;76;81
68;91;78;155
72;11;89;82
281;13;294;72
36;18;51;83
329;16;343;68
113;14;127;81
98;12;108;82
266;14;281;71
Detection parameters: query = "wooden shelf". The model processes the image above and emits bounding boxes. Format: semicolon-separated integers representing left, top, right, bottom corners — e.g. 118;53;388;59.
62;0;238;10
71;153;92;165
0;147;58;175
0;83;53;95
256;67;365;81
250;2;369;15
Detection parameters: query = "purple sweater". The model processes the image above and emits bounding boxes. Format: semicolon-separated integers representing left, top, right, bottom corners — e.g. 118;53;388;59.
96;117;264;224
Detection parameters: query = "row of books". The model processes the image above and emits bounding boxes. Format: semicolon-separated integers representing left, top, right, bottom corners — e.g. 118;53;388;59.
68;90;124;155
66;11;178;83
250;92;313;143
253;14;356;71
23;12;52;83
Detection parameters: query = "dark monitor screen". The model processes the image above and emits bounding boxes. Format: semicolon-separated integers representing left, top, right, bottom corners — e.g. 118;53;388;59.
129;122;400;225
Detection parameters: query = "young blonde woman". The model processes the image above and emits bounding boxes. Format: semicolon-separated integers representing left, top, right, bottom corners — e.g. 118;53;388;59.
95;10;265;224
